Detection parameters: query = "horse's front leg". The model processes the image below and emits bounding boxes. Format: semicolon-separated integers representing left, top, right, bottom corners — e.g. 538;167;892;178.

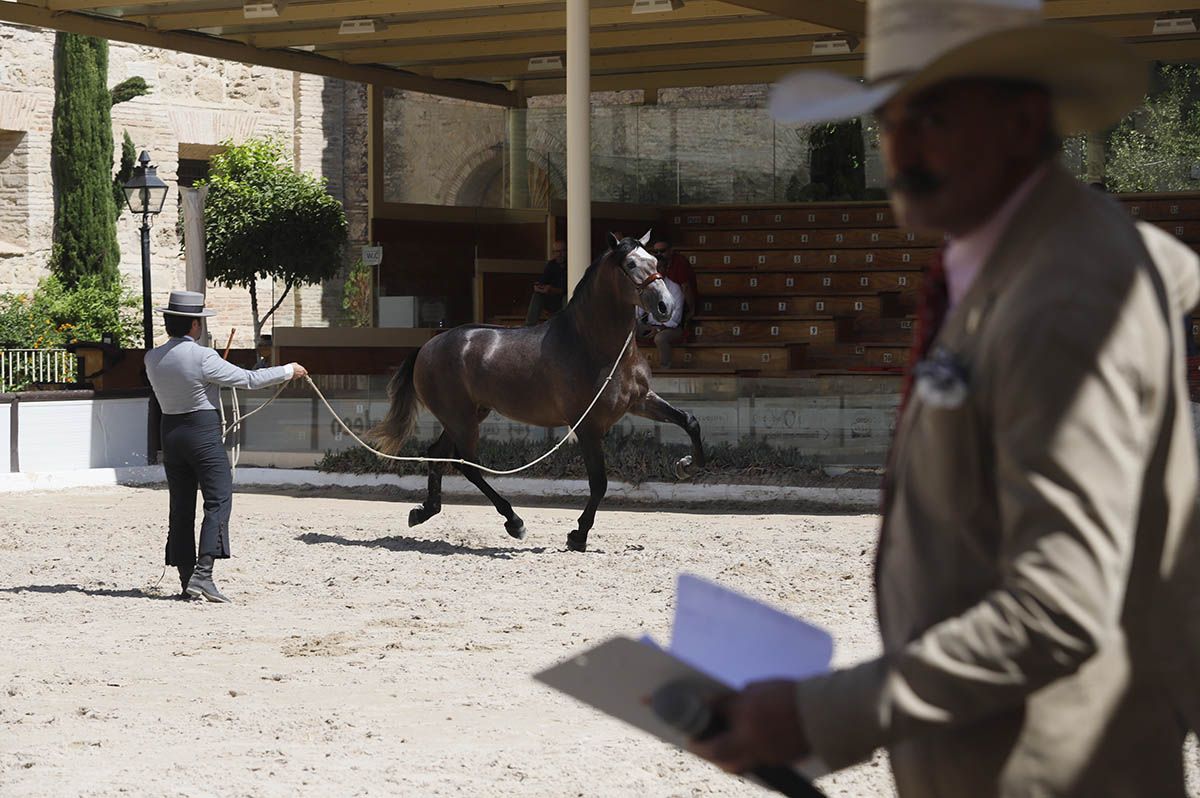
628;390;706;478
566;433;607;552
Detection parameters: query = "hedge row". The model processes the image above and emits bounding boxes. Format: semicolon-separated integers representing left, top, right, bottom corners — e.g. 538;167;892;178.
315;431;832;487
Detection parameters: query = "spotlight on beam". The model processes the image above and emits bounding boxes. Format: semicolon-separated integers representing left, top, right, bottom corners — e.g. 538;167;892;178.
632;0;684;13
339;18;382;35
528;55;565;72
810;36;860;56
1153;15;1198;34
243;2;279;19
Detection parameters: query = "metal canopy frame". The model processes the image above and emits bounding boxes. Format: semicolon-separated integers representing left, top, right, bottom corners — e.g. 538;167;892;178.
3;0;1198;105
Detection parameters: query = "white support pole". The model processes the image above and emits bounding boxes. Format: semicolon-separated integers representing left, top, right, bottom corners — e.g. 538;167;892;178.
566;0;590;297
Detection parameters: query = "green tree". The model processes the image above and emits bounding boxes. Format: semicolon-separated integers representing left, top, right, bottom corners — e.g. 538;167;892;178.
0;274;141;350
50;33;120;286
198;137;348;344
794;120;867;201
111;131;138;222
109;76;150;107
110;78;152;221
1105;63;1200;193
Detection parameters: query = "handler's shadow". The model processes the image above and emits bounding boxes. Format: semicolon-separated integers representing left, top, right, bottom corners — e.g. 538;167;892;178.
296;531;547;560
0;584;182;601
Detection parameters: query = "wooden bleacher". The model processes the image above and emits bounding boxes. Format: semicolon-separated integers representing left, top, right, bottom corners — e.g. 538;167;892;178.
483;192;1200;378
664;200;930;375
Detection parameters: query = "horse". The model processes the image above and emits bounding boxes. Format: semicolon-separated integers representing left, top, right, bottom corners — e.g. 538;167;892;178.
370;231;706;552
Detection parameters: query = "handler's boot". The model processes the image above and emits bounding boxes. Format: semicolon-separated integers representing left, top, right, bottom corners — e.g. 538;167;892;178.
186;555;231;603
177;562;195;599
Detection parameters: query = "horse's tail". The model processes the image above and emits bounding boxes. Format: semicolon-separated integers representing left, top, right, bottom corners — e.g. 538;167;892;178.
369;350;422;455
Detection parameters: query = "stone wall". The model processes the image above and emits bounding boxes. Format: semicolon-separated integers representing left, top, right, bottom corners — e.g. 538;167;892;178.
0;129;31;254
381;86;827;210
0;22;369;348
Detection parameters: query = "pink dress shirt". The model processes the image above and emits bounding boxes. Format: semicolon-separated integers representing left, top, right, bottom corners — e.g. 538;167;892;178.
942;165;1048;309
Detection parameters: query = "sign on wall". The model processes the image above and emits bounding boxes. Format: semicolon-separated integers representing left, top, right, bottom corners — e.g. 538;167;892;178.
361;245;383;267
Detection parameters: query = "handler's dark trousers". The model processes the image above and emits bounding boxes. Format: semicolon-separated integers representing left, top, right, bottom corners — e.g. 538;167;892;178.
161;410;232;568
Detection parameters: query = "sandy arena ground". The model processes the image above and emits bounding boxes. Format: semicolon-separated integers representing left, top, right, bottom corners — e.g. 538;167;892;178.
1;486;1196;797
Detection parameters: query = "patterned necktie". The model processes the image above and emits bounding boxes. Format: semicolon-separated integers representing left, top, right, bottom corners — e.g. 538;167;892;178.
880;248;949;527
898;247;949;413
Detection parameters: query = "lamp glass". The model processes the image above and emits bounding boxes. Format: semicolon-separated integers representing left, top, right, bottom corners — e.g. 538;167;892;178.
123;160;170;215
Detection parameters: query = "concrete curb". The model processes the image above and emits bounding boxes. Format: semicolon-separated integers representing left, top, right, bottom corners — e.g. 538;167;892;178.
0;466;881;510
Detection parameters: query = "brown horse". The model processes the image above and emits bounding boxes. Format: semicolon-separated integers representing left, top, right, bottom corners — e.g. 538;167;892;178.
370;232;706;552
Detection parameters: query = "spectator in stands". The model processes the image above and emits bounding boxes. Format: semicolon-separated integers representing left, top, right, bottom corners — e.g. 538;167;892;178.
523;240;567;326
687;0;1200;795
636;275;685;368
649;238;698;325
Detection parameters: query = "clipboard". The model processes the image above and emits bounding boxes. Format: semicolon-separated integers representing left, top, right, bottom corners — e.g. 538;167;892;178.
534;635;731;749
535;635;826;797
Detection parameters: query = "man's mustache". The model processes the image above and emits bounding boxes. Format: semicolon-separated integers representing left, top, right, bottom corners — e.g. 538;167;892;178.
889;169;943;196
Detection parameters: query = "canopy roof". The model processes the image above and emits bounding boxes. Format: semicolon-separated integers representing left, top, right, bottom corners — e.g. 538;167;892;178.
2;0;1199;106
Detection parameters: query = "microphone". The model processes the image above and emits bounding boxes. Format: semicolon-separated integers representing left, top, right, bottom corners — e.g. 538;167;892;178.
651;680;826;798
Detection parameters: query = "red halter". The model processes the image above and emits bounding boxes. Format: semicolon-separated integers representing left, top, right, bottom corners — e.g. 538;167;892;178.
624;246;666;290
632;270;664;289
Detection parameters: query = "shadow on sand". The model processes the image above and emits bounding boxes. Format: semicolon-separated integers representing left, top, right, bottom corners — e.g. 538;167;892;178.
295;531;551;560
0;583;184;601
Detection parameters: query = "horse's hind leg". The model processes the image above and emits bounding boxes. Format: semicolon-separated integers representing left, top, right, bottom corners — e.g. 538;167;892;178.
449;419;526;540
628;390;706;478
409;431;453;527
566;432;607;553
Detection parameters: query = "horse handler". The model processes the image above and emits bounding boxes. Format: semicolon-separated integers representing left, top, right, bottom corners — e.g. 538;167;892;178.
144;290;307;603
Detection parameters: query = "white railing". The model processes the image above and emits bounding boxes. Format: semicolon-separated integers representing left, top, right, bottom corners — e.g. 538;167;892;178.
0;348;77;392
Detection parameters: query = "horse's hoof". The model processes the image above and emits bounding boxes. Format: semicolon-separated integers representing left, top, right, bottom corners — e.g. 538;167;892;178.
674;455;694;480
408;507;426;528
566;530;588;552
505;518;527;540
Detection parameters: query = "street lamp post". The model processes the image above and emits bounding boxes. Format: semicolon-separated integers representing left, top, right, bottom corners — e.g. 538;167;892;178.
122;151;170;348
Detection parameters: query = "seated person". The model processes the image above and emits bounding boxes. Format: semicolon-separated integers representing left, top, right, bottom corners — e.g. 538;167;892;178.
636;275;685;368
649;238;698;327
524;240;567;326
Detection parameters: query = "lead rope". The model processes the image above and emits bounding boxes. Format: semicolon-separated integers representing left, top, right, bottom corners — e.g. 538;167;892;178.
216;330;635;477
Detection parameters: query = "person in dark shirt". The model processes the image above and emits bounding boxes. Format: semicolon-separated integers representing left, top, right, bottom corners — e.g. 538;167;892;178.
524;240;568;326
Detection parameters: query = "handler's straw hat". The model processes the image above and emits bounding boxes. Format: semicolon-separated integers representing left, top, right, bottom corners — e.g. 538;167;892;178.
769;0;1147;134
156;290;217;318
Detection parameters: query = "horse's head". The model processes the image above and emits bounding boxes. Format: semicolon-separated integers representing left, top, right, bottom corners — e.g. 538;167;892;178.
606;230;675;323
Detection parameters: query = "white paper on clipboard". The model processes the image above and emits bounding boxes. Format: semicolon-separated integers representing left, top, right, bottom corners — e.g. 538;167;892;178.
670;574;834;687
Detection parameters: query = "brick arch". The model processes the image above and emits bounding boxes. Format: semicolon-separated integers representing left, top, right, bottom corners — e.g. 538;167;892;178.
454;148;504;206
440;142;504;205
524;151;565;205
525;126;567;201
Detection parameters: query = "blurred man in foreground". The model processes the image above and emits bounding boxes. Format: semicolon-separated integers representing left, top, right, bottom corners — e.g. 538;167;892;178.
690;0;1200;794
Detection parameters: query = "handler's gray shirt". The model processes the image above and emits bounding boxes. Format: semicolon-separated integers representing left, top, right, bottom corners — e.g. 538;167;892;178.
145;336;295;415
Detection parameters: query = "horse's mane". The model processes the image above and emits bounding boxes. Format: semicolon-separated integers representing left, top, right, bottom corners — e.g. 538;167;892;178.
560;238;640;315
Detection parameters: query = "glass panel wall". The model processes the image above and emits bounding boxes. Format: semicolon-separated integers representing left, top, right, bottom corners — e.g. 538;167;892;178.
382;88;885;209
381;65;1200;208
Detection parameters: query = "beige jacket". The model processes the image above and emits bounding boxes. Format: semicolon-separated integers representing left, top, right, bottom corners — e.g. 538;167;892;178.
795;166;1200;797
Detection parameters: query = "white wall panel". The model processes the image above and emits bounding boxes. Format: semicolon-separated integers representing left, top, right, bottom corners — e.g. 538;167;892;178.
17;398;148;471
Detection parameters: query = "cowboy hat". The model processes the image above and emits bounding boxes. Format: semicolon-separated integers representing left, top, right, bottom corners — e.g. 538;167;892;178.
156;290;217;318
769;0;1147;134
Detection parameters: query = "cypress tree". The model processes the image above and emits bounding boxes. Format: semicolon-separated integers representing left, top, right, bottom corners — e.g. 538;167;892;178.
50;33;120;286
